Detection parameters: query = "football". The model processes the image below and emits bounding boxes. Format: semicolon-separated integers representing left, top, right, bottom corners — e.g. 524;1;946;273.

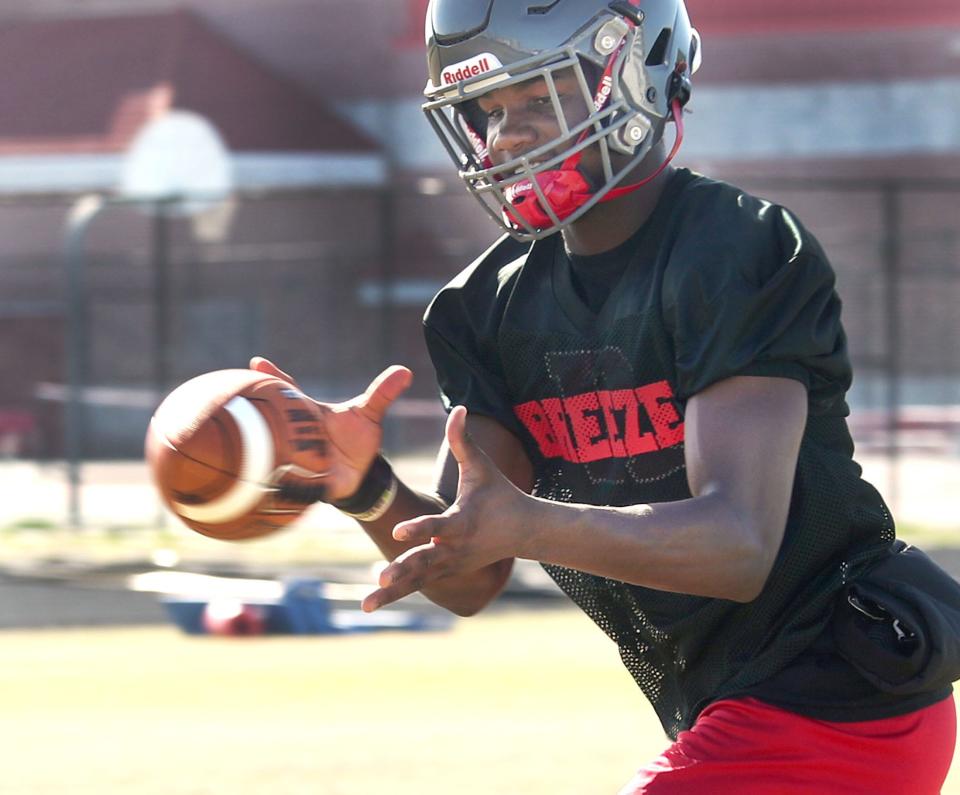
145;368;329;541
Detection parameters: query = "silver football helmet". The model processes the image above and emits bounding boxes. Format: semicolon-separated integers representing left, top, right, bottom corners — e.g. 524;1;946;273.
423;0;701;240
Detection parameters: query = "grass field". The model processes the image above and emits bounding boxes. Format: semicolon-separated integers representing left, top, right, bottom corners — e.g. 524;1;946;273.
1;606;958;795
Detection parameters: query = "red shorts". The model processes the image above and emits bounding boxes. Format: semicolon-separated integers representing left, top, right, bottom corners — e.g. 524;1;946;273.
619;695;956;795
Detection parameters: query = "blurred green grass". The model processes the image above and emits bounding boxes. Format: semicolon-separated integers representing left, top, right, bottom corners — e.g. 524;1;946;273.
0;609;652;794
0;608;957;795
0;517;956;576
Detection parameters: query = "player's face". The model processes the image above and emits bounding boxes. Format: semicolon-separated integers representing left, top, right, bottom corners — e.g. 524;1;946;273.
476;70;595;173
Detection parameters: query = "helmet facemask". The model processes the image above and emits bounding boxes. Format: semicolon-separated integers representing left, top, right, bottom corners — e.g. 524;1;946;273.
423;5;698;241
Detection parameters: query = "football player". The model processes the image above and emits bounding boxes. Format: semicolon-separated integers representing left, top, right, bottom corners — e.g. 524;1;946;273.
254;0;957;791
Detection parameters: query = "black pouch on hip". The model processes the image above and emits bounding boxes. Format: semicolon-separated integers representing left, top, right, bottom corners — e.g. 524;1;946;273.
832;540;960;695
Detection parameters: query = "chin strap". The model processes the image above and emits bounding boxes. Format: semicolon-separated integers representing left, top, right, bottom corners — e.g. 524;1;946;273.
601;99;685;201
503;98;685;231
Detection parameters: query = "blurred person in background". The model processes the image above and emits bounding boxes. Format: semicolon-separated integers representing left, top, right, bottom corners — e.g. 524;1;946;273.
254;0;958;791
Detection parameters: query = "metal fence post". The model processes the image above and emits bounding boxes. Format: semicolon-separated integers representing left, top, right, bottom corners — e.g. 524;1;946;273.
63;194;107;528
881;183;902;514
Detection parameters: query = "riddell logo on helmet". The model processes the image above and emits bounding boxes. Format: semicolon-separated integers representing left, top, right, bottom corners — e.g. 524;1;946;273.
441;53;503;85
593;75;613;111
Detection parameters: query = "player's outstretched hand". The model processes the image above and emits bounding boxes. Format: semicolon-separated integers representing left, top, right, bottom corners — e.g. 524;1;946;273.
249;356;412;502
362;405;532;612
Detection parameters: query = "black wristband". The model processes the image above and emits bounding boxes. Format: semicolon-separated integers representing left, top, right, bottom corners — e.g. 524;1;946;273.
331;455;398;521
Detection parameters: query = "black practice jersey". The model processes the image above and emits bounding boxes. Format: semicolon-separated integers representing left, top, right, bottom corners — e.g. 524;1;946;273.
422;169;948;738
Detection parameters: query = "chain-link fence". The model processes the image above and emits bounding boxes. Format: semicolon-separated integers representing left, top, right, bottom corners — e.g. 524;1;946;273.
1;177;957;530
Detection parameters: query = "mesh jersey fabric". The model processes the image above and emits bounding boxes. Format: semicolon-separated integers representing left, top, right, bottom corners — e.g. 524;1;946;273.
422;169;901;739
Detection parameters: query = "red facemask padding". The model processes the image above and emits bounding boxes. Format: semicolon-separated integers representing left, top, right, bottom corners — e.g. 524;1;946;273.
502;168;594;229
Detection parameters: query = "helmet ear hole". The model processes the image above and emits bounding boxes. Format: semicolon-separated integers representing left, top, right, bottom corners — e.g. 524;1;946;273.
645;28;672;67
689;28;702;74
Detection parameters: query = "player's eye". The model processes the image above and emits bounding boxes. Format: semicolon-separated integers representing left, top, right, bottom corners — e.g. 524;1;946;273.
477;101;504;121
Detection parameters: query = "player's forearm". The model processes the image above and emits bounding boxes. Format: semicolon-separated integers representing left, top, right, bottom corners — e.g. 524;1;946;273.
519;491;781;603
358;479;511;616
356;478;446;561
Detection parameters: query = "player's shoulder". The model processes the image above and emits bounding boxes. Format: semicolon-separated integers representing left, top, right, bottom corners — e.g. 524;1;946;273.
665;170;831;293
445;233;531;294
675;170;804;239
424;233;532;324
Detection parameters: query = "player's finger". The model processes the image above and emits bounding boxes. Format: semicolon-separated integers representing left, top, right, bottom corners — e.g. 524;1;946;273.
357;365;413;422
249;356;301;389
363;569;428;612
365;570;444;612
362;586;399;613
378;544;438;588
393;514;445;545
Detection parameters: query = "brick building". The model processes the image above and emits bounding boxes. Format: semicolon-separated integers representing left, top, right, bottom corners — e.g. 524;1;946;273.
0;0;957;457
